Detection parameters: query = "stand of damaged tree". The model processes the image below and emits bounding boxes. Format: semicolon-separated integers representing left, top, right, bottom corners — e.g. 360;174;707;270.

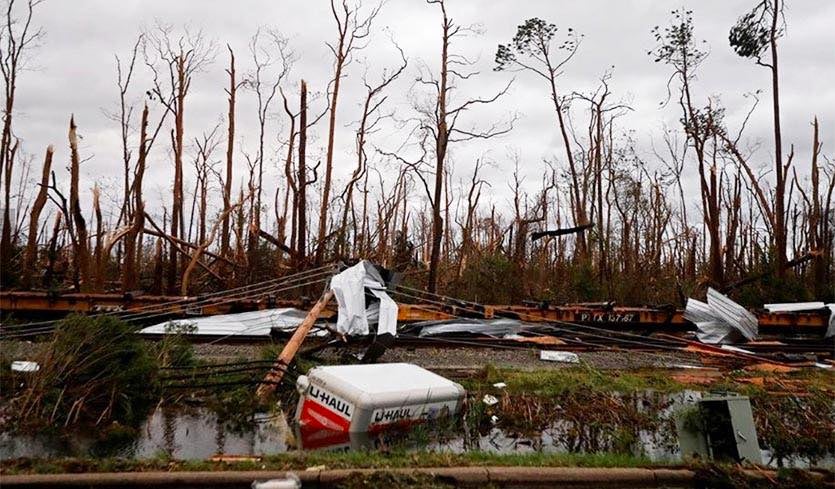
0;0;833;317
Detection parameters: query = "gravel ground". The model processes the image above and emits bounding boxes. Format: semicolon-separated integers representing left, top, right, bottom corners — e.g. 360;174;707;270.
187;342;704;370
2;339;705;371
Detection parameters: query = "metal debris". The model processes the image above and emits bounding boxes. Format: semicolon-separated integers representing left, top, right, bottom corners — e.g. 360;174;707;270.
139;308;310;338
539;351;580;363
684;288;758;344
764;302;826;312
330;260;398;337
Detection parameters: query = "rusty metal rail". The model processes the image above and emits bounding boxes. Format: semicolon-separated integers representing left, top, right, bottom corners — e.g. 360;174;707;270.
0;290;830;332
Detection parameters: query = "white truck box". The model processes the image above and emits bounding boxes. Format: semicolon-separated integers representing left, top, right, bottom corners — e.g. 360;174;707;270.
295;363;465;433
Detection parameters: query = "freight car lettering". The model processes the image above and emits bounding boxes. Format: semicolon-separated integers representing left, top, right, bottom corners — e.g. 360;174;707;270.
308;386;352;418
579;313;636;323
373;407;416;423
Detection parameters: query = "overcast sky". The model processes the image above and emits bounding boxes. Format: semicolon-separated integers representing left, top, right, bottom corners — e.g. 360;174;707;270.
10;0;835;229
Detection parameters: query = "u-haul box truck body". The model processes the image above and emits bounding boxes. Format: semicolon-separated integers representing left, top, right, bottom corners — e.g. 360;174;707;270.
295;363;465;434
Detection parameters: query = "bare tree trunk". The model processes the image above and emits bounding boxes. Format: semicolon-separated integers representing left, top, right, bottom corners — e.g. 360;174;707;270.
316;36;345;265
1;0;44;283
316;0;380;264
68;116;90;290
280;91;298;267
769;0;787;278
221;45;237;259
426;3;451;294
92;184;104;290
21;145;53;289
0;140;16;280
296;80;308;265
167;57;187;294
122;104;148;292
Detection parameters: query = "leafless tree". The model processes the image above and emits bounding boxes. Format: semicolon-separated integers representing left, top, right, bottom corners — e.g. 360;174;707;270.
244;28;292;271
21;143;50;288
0;0;44;281
143;22;215;294
316;0;382;264
220;45;243;261
405;0;513;293
338;44;407;256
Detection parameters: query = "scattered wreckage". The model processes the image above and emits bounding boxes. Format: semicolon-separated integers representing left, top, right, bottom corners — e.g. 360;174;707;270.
4;259;834;454
129;261;834;373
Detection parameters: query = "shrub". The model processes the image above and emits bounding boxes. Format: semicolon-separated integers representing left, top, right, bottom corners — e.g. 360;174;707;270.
10;315;159;429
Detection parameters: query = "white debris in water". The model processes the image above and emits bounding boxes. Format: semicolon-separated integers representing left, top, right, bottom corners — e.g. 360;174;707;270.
251;473;301;489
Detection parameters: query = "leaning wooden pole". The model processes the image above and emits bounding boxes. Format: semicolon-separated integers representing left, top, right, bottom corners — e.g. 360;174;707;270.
256;288;335;400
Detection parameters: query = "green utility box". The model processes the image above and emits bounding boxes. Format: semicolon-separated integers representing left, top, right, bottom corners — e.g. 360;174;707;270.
676;394;762;464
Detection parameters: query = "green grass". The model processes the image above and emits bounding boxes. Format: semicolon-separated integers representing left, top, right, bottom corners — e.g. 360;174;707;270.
461;364;834;398
460;363;686;397
0;450;664;475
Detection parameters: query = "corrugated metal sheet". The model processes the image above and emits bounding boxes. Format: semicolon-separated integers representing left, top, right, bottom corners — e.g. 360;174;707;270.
684;289;758;344
139;307;311;337
707;288;758;341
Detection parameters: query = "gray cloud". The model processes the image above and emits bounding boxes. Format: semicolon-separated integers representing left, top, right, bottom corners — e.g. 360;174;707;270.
9;0;835;228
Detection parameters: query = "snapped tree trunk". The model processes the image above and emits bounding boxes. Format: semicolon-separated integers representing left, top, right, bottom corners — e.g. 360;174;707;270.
122;104;148;292
68;116;90;290
22;145;54;289
296;80;308;265
221;45;237;260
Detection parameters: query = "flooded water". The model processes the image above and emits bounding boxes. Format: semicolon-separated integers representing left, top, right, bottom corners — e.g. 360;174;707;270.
0;409;292;460
1;390;832;470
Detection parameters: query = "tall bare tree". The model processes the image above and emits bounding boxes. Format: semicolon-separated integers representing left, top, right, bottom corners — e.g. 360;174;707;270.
244;28;292;272
339;47;406;256
220;45;243;260
296;80;309;264
495;18;588;256
144;23;214;294
21;144;51;288
109;35;141;231
729;0;790;277
410;0;513;293
0;0;43;282
315;0;382;264
67;116;90;290
121;104;148;292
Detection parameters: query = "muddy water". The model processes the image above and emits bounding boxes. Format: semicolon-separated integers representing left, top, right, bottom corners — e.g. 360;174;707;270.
0;409;292;460
1;391;832;470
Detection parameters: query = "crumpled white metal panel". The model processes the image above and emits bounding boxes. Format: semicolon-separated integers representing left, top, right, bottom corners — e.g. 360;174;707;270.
139;307;309;337
329;260;397;337
684;289;758;344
